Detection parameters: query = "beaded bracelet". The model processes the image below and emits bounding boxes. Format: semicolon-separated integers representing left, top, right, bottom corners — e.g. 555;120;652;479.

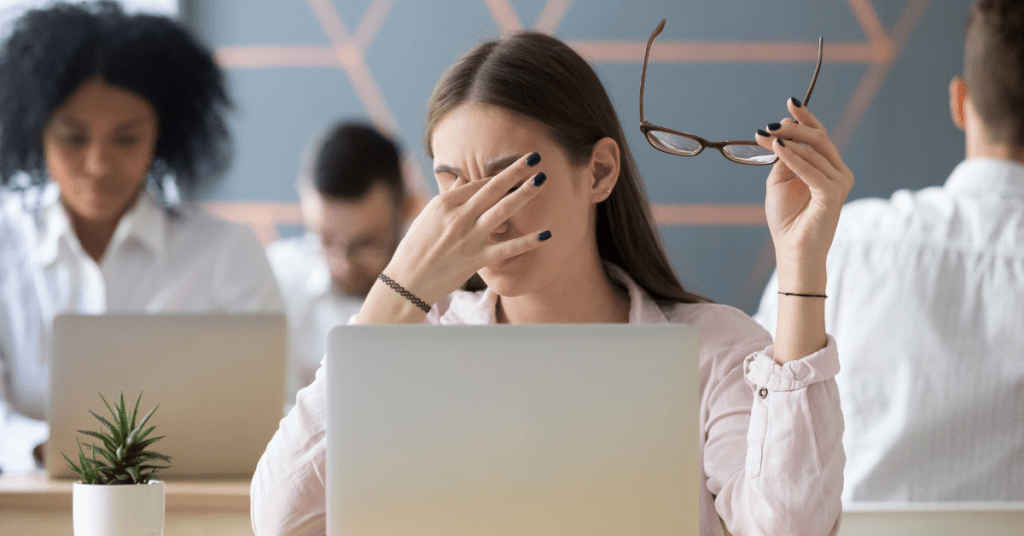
778;291;827;298
379;273;432;313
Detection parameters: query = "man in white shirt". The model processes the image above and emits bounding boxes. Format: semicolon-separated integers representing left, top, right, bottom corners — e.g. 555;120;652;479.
266;123;416;405
755;0;1024;502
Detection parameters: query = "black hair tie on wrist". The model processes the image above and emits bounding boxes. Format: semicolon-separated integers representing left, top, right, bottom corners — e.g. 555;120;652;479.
379;273;432;313
778;291;828;298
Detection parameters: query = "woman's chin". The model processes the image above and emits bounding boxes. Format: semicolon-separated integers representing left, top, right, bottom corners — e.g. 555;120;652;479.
479;255;536;297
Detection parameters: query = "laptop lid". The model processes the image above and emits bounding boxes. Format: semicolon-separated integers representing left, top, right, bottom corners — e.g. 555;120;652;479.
839;502;1024;535
326;324;699;535
47;313;287;479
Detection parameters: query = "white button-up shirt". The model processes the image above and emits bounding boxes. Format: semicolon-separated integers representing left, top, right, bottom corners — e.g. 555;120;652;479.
0;186;284;422
755;158;1024;502
266;234;364;406
251;263;845;536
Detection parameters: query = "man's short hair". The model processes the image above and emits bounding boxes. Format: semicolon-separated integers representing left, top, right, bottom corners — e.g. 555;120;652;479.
965;0;1024;147
305;122;404;203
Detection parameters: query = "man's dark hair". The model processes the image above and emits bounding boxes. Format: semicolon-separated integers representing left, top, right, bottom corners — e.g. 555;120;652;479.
310;122;404;203
0;1;231;194
965;0;1024;146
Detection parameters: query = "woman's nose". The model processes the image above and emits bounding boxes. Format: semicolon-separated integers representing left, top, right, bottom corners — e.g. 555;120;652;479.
83;142;113;177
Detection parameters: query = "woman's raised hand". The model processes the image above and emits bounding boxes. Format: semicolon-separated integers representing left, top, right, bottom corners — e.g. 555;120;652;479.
356;152;551;323
755;98;854;293
755;98;854;363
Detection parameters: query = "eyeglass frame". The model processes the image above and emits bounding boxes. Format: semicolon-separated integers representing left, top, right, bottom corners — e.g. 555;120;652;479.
638;19;823;165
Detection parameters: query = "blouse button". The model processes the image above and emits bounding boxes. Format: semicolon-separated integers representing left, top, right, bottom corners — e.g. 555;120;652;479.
758;387;769;399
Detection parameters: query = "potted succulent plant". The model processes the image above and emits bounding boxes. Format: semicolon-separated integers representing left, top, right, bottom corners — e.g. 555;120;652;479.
63;392;171;536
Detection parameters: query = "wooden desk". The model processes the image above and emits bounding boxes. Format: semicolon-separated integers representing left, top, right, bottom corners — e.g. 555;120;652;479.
0;472;253;535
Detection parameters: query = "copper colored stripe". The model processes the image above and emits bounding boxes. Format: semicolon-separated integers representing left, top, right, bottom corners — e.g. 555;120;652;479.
831;0;930;150
484;0;522;32
215;46;339;68
306;0;349;44
652;203;766;226
203;202;304;245
355;0;396;51
535;0;573;34
569;41;880;64
847;0;892;56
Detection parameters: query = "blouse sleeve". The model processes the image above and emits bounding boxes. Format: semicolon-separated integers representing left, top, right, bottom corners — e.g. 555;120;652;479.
250;360;328;536
703;332;845;536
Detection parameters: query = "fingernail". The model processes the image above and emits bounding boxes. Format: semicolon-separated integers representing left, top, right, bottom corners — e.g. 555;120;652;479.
756;129;770;138
777;139;786;147
532;172;546;187
767;122;782;131
526;152;541;166
538;230;552;241
790;97;803;108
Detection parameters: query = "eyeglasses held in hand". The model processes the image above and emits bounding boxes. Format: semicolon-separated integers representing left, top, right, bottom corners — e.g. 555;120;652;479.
639;19;823;165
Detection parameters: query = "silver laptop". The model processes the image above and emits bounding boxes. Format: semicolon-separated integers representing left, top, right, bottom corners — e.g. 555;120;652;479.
47;313;287;479
326;324;700;535
839;502;1024;535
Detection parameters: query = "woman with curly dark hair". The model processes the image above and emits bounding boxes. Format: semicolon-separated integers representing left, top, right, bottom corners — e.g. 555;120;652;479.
0;2;282;429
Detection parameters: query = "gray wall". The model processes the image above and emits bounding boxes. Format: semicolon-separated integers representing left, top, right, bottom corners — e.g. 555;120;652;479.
183;0;969;314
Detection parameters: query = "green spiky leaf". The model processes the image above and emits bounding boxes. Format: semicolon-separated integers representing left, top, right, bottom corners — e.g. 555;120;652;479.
130;391;142;431
62;391;170;485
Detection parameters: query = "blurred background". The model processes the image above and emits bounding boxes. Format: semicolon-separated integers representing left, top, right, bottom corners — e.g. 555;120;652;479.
2;0;971;314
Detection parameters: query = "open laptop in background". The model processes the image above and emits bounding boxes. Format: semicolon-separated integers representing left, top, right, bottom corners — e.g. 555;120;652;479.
326;324;700;536
47;313;287;479
838;502;1024;535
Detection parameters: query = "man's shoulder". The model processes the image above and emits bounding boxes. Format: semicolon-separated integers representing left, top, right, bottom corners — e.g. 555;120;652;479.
835;186;952;243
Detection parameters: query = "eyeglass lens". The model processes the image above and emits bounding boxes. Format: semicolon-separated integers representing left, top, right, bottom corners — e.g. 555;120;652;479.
647;131;701;155
722;144;776;164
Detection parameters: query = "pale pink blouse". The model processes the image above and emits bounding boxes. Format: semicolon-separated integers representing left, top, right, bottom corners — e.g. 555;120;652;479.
251;264;844;536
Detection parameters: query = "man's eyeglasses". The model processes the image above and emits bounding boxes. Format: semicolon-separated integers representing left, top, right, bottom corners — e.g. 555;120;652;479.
639;19;823;165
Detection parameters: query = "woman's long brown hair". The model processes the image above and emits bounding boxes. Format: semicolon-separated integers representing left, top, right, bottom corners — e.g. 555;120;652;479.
425;31;709;305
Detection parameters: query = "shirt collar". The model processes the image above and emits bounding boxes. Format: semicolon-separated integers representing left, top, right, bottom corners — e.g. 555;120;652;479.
437;261;672;324
944;158;1024;201
35;187;167;268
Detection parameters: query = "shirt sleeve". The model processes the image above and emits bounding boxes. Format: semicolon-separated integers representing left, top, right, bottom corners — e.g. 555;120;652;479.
251;358;328;536
213;226;285;312
704;334;844;536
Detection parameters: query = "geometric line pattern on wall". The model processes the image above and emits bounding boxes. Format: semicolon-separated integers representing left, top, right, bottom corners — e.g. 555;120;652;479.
208;0;929;246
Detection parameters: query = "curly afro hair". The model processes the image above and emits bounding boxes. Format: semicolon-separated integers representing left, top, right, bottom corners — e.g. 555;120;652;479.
0;1;232;194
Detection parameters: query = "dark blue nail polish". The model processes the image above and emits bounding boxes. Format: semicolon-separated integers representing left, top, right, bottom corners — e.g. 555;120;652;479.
777;139;786;147
532;172;546;187
756;129;770;138
526;152;541;166
768;122;782;131
790;97;803;108
538;230;552;241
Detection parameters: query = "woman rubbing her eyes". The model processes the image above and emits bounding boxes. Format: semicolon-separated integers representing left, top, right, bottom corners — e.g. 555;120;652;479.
252;31;851;536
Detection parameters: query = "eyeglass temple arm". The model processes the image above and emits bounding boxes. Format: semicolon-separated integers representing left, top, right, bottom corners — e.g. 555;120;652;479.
639;19;666;121
802;37;823;106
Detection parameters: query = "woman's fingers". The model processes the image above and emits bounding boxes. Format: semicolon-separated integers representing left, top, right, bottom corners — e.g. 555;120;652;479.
476;171;547;231
780;104;851;177
439;174;489;205
464;151;543;214
482;228;553;265
769;137;844;201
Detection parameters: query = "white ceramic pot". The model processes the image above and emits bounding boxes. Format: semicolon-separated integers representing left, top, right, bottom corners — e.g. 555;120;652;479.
72;480;165;536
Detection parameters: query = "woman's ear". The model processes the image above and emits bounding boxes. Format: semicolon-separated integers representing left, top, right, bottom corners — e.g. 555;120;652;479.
587;137;620;203
949;77;967;132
